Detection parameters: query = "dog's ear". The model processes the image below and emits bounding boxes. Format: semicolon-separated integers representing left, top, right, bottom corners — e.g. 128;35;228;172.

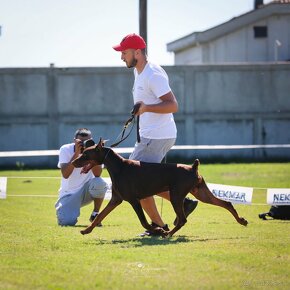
97;137;108;148
97;137;104;149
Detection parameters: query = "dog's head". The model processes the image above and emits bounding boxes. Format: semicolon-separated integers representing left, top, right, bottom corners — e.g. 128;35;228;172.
72;138;106;168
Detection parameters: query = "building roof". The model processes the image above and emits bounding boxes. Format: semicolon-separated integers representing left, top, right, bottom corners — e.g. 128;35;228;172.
167;2;290;53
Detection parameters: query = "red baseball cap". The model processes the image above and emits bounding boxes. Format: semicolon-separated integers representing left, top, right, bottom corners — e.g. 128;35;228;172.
113;33;146;51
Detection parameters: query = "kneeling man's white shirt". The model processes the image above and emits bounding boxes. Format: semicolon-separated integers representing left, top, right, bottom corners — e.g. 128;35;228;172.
58;143;94;198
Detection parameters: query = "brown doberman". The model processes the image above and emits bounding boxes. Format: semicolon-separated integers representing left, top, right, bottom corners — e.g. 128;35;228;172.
72;138;248;237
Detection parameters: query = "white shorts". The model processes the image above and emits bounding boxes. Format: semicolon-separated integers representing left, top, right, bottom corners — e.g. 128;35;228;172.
55;177;108;226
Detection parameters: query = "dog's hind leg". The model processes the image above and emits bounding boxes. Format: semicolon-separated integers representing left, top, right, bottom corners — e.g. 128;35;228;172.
191;178;248;226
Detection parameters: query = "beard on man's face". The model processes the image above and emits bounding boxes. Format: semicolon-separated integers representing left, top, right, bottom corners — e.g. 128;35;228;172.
126;57;138;68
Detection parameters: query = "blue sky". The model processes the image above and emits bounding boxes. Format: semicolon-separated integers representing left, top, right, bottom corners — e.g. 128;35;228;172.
0;0;272;67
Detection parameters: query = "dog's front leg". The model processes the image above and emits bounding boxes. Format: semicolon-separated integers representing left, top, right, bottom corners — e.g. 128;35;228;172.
80;190;123;235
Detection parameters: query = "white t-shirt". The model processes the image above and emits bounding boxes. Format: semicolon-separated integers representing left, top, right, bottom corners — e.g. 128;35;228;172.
57;143;94;198
133;62;177;139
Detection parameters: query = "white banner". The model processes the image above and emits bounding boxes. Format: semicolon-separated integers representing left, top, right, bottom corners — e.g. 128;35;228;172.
207;183;253;204
267;188;290;205
0;177;7;199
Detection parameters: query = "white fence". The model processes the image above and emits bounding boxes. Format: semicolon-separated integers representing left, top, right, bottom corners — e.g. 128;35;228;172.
1;144;290;158
1;144;290;205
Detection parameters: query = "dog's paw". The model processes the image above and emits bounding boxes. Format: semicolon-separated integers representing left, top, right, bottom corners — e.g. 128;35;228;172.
80;227;93;235
239;217;248;226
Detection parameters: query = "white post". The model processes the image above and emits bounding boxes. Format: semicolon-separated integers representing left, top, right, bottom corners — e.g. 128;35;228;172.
0;177;7;199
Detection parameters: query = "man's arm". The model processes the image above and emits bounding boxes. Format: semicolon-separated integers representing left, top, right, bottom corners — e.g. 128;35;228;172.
60;140;82;179
60;153;79;179
136;91;178;115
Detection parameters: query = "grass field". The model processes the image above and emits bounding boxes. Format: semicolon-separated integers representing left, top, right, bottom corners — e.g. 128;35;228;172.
0;163;290;290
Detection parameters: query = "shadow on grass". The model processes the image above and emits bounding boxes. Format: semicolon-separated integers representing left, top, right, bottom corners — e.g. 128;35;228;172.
74;224;122;228
113;236;191;247
84;235;248;247
83;236;190;247
258;220;290;224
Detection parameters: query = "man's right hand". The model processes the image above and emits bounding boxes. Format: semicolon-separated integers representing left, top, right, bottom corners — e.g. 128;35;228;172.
74;138;84;154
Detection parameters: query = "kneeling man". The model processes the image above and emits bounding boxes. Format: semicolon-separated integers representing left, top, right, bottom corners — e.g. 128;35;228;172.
55;128;108;226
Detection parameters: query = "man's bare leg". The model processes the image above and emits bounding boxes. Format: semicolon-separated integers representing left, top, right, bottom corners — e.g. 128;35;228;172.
140;196;165;226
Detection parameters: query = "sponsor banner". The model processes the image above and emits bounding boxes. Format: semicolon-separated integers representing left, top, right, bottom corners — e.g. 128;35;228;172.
267;188;290;205
208;183;253;204
0;177;7;199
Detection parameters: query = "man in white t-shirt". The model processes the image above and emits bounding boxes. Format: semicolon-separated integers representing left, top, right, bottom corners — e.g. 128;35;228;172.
113;33;198;236
55;128;108;226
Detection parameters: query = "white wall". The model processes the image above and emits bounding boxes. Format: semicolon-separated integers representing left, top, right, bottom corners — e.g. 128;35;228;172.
1;64;290;167
175;14;290;64
175;46;203;65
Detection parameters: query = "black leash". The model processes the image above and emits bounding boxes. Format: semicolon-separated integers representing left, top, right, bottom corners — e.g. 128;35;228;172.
111;103;141;148
136;115;140;143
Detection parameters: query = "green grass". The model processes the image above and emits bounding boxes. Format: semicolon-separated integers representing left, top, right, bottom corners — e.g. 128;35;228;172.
0;163;290;290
